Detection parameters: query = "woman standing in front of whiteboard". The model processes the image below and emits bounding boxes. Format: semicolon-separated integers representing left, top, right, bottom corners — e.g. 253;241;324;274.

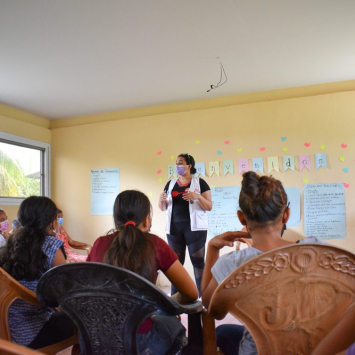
159;154;212;296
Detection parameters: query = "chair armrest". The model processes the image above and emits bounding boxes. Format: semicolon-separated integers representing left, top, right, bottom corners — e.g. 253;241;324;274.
179;300;203;314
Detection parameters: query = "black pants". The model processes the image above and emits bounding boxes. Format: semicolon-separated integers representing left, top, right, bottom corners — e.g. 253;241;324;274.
167;218;207;296
28;312;74;349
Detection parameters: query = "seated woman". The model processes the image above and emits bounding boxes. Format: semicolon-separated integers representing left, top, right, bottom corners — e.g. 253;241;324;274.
88;190;198;355
0;208;10;247
0;197;75;349
56;209;92;262
201;171;323;355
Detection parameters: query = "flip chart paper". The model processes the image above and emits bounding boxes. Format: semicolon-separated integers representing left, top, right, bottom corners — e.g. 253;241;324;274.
283;156;295;172
304;183;346;239
209;161;220;176
207;186;243;238
252;158;264;173
91;168;120;215
284;187;301;226
195;162;206;177
223;160;234;175
315;153;327;170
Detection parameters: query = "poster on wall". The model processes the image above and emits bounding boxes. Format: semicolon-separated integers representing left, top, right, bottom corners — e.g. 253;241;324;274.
304;183;346;239
91;168;120;215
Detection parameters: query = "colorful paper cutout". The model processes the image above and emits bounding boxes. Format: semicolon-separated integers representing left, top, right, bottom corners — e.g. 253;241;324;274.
158;177;163;182
170;155;175;160
281;137;287;142
283;156;295;172
260;147;266;151
217;151;223;155
195;140;201;144
320;145;326;150
299;155;311;171
343;167;349;173
315;153;327;170
209;162;220;176
252;158;264;173
157;169;162;174
303;177;309;183
211;185;216;188
167;165;177;179
341;143;347;148
238;159;249;174
237;148;242;152
282;147;288;152
223;160;234;175
267;157;279;172
304;143;310;147
339;156;345;162
148;192;153;197
157;151;162;155
224;140;230;145
344;183;350;188
195;162;206;177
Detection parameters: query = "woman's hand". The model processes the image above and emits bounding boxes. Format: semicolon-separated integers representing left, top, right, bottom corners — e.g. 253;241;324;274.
209;231;250;250
182;190;199;201
160;191;168;202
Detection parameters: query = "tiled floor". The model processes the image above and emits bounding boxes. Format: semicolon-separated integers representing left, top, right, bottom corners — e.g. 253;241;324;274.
57;286;241;355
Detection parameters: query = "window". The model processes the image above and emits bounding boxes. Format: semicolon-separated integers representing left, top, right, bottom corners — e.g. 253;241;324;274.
0;132;50;205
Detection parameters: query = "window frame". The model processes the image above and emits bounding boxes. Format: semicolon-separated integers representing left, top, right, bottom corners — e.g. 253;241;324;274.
0;132;51;205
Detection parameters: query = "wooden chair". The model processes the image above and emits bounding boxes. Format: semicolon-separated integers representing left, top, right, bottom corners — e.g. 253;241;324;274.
0;267;78;355
0;339;44;355
203;243;355;355
37;262;203;355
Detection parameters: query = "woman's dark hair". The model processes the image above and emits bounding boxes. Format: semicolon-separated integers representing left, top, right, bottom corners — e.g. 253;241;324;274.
104;190;155;282
178;153;196;174
57;209;63;214
0;208;4;213
0;196;57;280
239;171;288;225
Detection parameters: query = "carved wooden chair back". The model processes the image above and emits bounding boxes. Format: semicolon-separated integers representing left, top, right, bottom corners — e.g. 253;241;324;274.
0;267;78;355
37;262;203;355
207;243;355;355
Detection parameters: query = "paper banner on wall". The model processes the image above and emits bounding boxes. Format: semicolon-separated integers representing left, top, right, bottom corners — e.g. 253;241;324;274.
195;162;206;177
284;187;301;226
168;165;177;179
283;156;295;172
315;153;327;170
299;155;311;171
209;161;220;176
90;168;120;215
252;157;264;173
238;158;249;175
223;160;234;175
267;157;279;172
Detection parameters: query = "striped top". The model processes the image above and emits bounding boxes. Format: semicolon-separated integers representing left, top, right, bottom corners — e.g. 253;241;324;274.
9;236;64;346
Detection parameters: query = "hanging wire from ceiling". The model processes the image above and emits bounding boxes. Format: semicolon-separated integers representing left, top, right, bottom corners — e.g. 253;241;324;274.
207;59;228;92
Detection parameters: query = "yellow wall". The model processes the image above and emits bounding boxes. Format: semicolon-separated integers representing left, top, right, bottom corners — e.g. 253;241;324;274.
0;104;50;223
51;89;355;279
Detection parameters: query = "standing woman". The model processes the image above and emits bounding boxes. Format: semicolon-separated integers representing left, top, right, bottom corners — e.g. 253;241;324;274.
159;154;212;295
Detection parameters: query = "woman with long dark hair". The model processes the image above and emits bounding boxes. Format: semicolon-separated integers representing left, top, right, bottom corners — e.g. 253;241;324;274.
158;153;212;296
0;196;74;349
88;190;198;354
201;172;323;355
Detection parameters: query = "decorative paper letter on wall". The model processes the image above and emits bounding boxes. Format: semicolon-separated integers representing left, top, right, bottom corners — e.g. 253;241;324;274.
209;161;220;176
315;153;327;170
252;157;264;173
283;156;295;172
299;155;311;171
195;162;206;177
168;165;177;179
238;158;249;175
223;160;234;176
267;157;279;173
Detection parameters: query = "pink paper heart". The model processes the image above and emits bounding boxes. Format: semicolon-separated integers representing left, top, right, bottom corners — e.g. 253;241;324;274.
304;143;310;147
224;140;230;145
344;183;350;188
157;151;162;155
157;169;161;174
341;143;348;148
259;147;265;151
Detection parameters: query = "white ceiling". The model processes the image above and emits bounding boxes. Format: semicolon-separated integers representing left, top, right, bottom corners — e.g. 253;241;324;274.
1;0;355;120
